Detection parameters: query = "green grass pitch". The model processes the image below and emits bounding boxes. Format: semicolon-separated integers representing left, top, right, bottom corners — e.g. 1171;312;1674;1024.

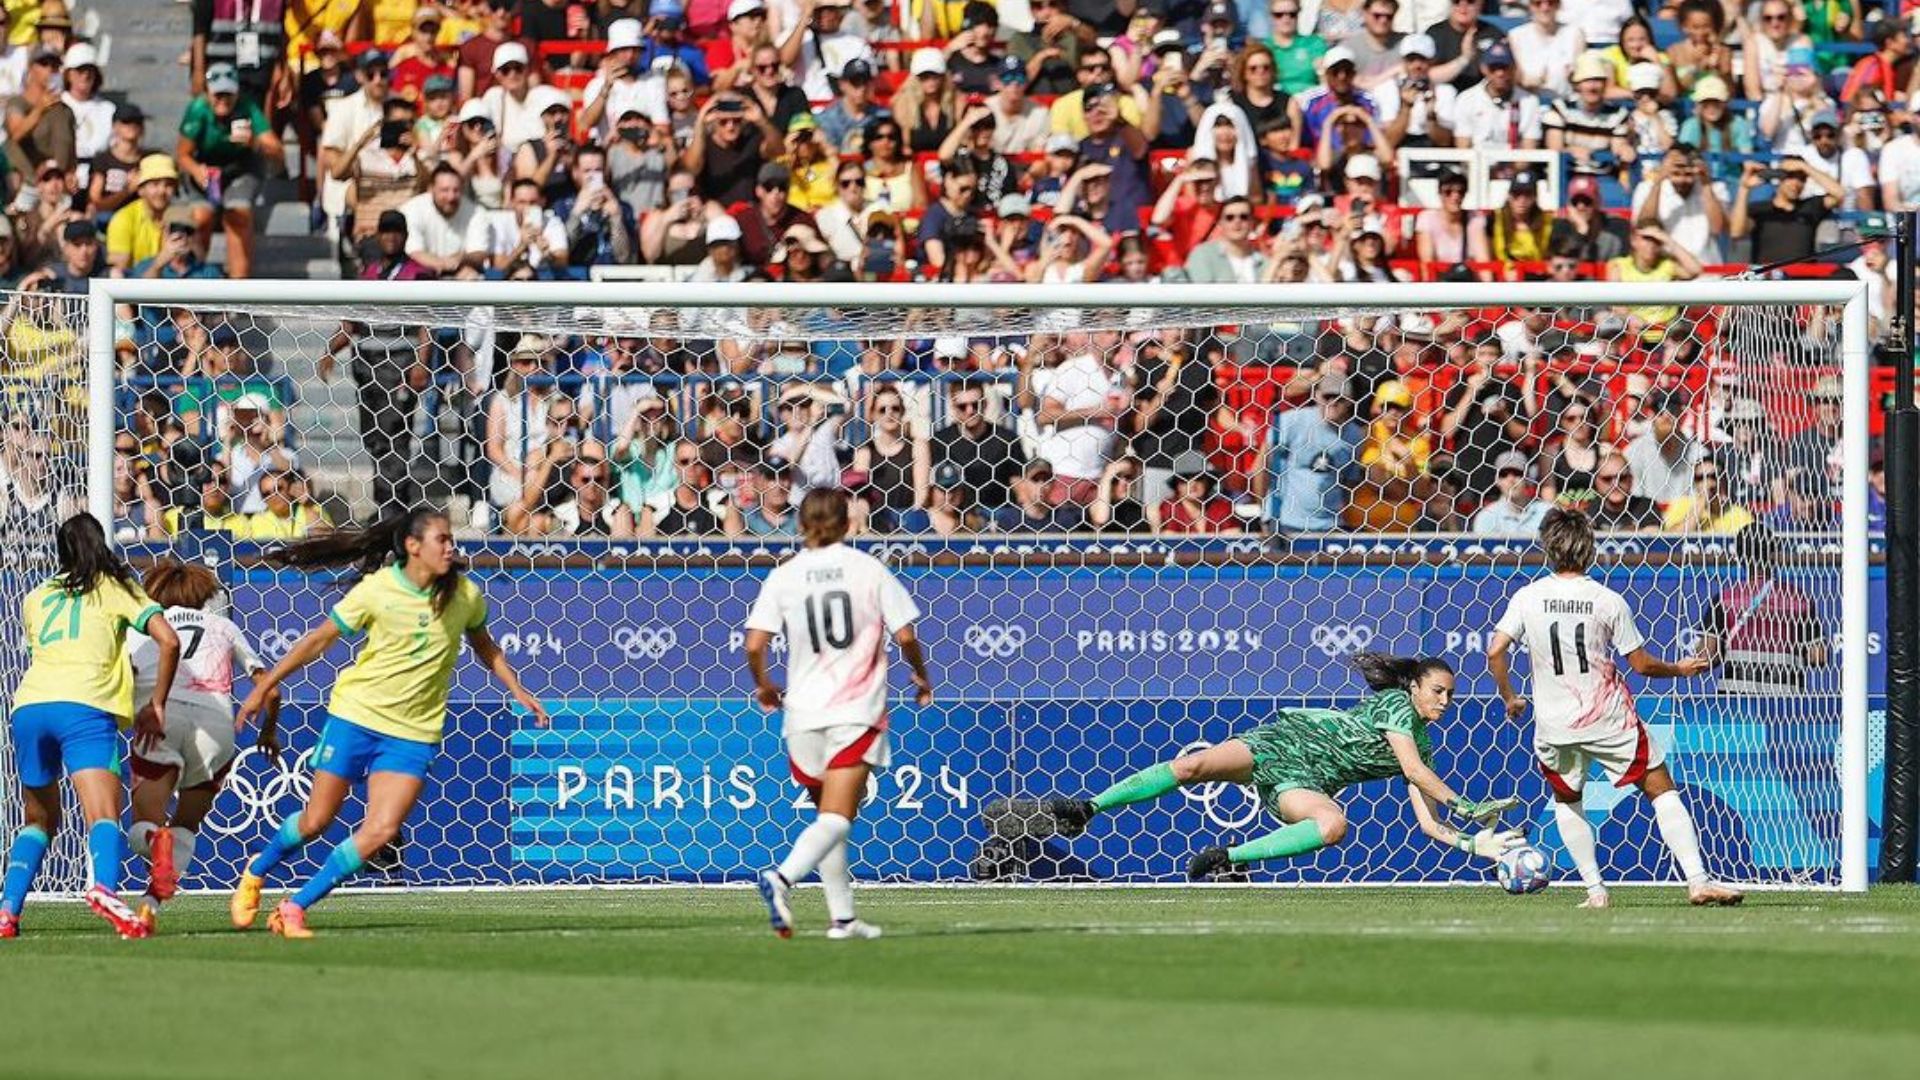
4;887;1919;1079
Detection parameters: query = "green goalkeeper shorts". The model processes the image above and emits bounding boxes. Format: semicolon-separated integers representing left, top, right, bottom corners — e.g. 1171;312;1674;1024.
1236;721;1334;812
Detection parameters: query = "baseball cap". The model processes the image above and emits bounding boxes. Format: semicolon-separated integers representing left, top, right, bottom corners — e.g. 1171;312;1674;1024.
728;0;765;18
163;204;197;230
1399;33;1436;59
839;58;875;83
1627;62;1663;94
1170;450;1212;479
61;43;99;71
787;111;818;133
316;29;346;51
1728;397;1767;423
492;42;530;70
962;1;997;29
413;5;443;26
423;73;456;95
996;193;1032;217
357;48;390;71
1508;170;1539;192
933;336;969;360
652;0;686;23
1046;132;1079;154
377;209;409;234
1786;45;1817;70
933;462;964;489
1083;81;1117;103
706;216;743;245
1203;0;1235;24
996;55;1027;84
508;334;551;361
1808;108;1841;131
1314;372;1350;399
1374;381;1414;410
61;219;98;243
1480;41;1514;68
231;392;274;413
1346;154;1382;181
1572;51;1611;84
1811;375;1844;401
458;98;493;123
1493;450;1533;477
1151;29;1185;54
911;47;946;77
113;102;146;124
529;85;573;116
758;161;792;188
605;17;644;51
1691;74;1730;103
206;62;242;95
1322;45;1357;71
1565;175;1601;202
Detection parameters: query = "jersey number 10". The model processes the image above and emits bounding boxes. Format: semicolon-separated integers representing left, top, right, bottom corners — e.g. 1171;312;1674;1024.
805;590;854;652
1548;622;1590;677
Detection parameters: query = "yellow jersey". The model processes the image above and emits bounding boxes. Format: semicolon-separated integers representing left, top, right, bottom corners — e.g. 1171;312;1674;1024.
327;566;488;744
227;505;333;541
14;576;163;724
106;201;166;269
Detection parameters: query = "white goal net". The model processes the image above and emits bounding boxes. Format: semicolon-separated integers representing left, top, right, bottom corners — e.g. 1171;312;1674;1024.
1;280;1872;893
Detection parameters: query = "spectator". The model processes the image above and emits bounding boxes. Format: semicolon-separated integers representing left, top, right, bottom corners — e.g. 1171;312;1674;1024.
1011;0;1090;97
1485;171;1551;264
1549;174;1627;262
767;383;850;497
1290;46;1374;152
1149;160;1223;258
610;384;677;511
917;157;981;269
469;177;569;277
478;42;548;157
58;43;111;171
4;48;73;178
1730;157;1840;265
1598;16;1672;100
402;163;483;278
987;55;1051;154
630;2;711;87
780;0;874;101
741;458;799;536
12;159;76;266
1264;1;1329;96
691;214;748;282
1539;395;1602;495
228;469;331;541
1624;389;1705;504
1623;62;1676;158
1035;333;1126;503
932;378;1023;510
1450;42;1539;150
1545;52;1633;179
1129;334;1219;498
1348;379;1429;531
813;158;873;263
484;335;567;523
1663;457;1754;534
940;107;1013;212
1472;451;1546;535
740;44;812;135
1051;46;1138;142
0;9;27;98
458;0;528;99
106;155;183;275
815;59;887;154
711;2;773;91
1767;470;1836;532
776;222;832;281
131;206;224;281
222;394;298;515
1665;0;1732;97
536;453;625;537
1784;375;1843;503
1839;18;1907;105
1695;522;1828;694
1029;212;1111;286
996;458;1088;532
1586;451;1660;531
1439;367;1527;496
578;19;663;143
1606;225;1702;338
26;218;100;295
1803;104;1874;211
512;86;583;205
895;462;988;535
1344;0;1403;86
110;431;166;543
1077;83;1153;234
1425;0;1504;91
1743;2;1812;100
189;0;287;101
319;50;394;236
334;106;429;269
554;144;639;268
686;95;777;205
1715;397;1780;509
181;325;292;443
732;161;812;267
450;99;507;209
300;33;359;163
1413;168;1486;268
1377;32;1455;150
85;103;146;220
1680;76;1752;178
896;47;959;156
1258;371;1362;532
0;219;20;289
392;6;459;102
1509;0;1583;98
637;440;743;536
1195;100;1263;202
638;168;710;265
946;3;1003;93
1759;46;1834;155
1087;455;1152;533
849;385;930;531
1630;145;1725;265
1157;450;1240;534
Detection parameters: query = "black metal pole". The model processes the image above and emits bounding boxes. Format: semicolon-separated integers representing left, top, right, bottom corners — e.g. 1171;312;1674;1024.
1880;209;1920;884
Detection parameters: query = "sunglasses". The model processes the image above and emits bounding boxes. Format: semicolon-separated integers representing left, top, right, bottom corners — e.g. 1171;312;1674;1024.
1221;212;1251;222
576;470;610;483
876;404;903;415
839;176;863;187
676;455;701;465
1317;393;1343;403
1596;472;1627;482
1762;12;1790;22
1498;468;1525;479
951;399;982;412
1271;8;1299;15
870;130;898;141
1695;471;1720;481
495;62;524;73
755;62;781;72
1570;195;1595;206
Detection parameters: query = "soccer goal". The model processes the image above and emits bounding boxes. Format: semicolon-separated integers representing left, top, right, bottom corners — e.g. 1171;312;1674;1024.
2;278;1876;894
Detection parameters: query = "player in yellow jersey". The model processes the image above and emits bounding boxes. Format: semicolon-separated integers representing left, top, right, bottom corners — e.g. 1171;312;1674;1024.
228;508;550;939
2;514;181;940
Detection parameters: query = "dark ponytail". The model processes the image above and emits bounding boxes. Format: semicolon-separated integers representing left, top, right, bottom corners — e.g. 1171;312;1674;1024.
53;513;138;595
1352;652;1453;692
267;508;464;614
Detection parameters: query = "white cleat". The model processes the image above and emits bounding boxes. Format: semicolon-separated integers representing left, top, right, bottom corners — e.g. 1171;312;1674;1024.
757;870;794;939
827;919;883;941
1577;889;1611;910
1688;881;1745;907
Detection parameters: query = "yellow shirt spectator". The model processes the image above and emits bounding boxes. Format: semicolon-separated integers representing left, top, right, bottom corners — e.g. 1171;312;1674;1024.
1662;497;1755;535
370;0;418;45
107;201;168;272
1049;90;1144;142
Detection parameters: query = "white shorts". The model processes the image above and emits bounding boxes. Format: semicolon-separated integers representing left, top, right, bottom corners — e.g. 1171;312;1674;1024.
1535;722;1664;799
130;699;238;790
785;722;891;790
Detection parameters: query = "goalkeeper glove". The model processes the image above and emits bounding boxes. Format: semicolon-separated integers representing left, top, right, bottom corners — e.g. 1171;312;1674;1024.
1456;828;1528;861
1448;795;1521;827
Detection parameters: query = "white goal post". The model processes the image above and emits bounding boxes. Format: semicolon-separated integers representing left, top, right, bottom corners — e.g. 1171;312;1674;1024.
64;278;1872;893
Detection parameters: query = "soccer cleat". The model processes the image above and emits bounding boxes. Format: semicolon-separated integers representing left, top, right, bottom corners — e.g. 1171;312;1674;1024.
757;869;794;939
1046;798;1097;839
137;898;160;934
0;910;18;939
1187;845;1232;882
147;826;178;901
231;872;265;929
85;885;152;939
826;918;883;941
268;900;314;939
1688;882;1745;907
1577;889;1611;910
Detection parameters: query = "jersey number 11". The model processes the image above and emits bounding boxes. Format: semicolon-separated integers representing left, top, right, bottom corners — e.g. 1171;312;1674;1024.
1548;622;1589;677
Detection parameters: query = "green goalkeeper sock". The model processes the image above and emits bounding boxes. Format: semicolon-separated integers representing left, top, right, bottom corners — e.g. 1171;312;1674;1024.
1090;763;1180;812
1226;820;1327;865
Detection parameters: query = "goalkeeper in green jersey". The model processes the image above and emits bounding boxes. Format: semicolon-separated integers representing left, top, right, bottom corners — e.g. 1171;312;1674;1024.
1039;653;1525;880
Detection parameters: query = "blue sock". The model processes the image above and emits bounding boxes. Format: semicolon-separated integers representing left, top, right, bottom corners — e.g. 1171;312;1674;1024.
3;827;50;916
248;816;310;879
88;820;124;893
291;840;364;910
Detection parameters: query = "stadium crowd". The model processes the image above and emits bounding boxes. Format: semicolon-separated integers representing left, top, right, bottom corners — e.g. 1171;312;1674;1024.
0;0;1897;540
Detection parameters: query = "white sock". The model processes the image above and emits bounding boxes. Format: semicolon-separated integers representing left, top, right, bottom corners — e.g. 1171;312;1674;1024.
777;812;851;885
1651;790;1710;887
819;837;856;923
1553;801;1606;894
127;821;158;859
171;828;198;880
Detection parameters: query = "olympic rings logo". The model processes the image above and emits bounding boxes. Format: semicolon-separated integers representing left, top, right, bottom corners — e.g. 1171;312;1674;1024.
963;625;1029;659
254;629;309;661
612;625;679;660
1174;740;1263;831
1675;628;1707;655
1310;624;1375;658
201;747;315;838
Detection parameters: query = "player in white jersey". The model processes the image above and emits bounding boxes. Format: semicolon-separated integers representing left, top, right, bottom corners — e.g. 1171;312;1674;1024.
743;489;933;940
1487;508;1743;908
126;561;280;913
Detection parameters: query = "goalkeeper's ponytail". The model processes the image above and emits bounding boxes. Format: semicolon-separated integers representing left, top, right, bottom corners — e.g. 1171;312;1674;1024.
1353;652;1453;692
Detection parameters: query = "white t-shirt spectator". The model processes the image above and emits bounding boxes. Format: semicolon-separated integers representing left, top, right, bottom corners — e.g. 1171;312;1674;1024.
1449;85;1543;150
320;91;387;216
401;191;478;264
1507;22;1585;97
1798;144;1875;210
63;93;115;165
1630;176;1726;265
1573;0;1633;45
791;30;875;102
1877;133;1920;210
480;86;548;155
1372;77;1458;137
813;199;870;263
1624;432;1705;504
465;206;568;270
1037;351;1123;482
581;72;669;138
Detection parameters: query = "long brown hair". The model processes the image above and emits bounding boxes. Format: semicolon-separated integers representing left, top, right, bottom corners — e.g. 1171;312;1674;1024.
53;513;137;595
143;559;222;609
266;508;465;614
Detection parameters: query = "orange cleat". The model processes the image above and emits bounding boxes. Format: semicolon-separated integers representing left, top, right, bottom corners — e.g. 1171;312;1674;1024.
231;872;264;929
147;827;178;901
85;885;151;939
268;899;313;939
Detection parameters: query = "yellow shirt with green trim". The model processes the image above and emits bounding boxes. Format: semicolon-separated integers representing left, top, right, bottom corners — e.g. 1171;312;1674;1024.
326;566;488;744
14;576;163;724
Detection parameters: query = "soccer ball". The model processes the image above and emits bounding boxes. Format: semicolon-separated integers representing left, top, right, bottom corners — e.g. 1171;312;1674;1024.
1496;845;1552;895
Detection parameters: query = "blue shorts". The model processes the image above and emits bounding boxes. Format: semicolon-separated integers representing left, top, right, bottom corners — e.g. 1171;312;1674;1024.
9;703;122;788
311;716;435;782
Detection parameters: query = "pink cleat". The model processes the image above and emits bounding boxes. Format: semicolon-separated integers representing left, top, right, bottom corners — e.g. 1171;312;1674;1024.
85;885;152;939
268;899;314;939
0;910;18;939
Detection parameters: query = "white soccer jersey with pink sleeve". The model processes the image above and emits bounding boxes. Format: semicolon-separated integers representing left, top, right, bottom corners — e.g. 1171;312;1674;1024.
130;606;264;718
1494;574;1646;744
744;543;920;732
